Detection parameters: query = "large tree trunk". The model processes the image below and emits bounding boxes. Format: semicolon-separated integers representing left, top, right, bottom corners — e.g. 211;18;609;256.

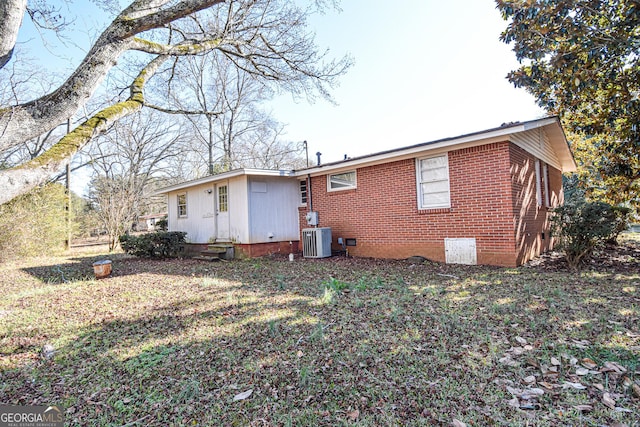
0;0;350;205
0;38;135;153
0;56;168;205
0;0;26;68
0;0;224;153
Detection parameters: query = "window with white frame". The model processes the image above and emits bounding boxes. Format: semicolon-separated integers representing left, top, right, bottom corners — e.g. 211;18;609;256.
534;159;551;207
417;154;450;209
177;193;187;218
218;185;228;212
328;171;356;191
299;179;308;204
534;160;542;206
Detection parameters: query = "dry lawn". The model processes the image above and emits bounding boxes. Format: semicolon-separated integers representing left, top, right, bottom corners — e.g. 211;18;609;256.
1;238;639;426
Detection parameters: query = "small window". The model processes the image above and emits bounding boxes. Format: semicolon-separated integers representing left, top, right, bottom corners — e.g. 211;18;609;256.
417;154;450;209
534;160;542;206
542;163;551;207
218;185;228;212
535;159;551;207
177;193;187;218
328;171;356;191
299;179;308;204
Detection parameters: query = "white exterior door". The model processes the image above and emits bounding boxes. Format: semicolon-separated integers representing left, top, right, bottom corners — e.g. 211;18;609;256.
216;183;230;241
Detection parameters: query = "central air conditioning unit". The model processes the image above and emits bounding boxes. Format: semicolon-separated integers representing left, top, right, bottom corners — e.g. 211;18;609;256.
302;227;332;258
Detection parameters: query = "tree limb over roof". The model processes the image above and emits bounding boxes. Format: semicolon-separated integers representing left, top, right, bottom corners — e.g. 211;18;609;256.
0;0;351;204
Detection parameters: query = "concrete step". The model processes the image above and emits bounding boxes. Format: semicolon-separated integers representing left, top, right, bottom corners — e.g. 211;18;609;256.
203;247;227;254
206;244;234;260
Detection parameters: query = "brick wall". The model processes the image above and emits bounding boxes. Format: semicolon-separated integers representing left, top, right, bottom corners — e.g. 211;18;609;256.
509;144;564;265
235;240;300;258
300;141;565;266
301;141;530;266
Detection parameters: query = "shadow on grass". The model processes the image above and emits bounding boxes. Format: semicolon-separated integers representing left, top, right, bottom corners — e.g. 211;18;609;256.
3;248;640;425
2;294;638;426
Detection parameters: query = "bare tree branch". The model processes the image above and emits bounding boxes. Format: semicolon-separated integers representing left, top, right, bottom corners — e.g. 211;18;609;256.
0;55;167;205
0;0;351;205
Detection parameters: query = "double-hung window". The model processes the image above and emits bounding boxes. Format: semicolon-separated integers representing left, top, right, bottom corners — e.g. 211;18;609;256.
417;154;450;209
534;159;551;207
177;193;187;218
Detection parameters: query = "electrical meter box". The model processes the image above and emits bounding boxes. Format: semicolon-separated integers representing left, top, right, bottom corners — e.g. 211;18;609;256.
305;211;319;226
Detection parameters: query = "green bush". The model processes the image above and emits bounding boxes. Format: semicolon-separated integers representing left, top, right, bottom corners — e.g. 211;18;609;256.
608;206;632;243
0;184;69;261
550;201;616;269
119;232;187;258
155;218;168;231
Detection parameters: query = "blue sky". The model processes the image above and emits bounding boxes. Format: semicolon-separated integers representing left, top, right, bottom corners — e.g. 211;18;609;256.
15;0;544;175
270;0;544;164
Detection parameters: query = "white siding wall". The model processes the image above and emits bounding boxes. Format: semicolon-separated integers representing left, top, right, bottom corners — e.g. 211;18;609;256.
228;176;249;243
247;177;300;244
510;128;562;170
166;174;299;244
168;183;216;243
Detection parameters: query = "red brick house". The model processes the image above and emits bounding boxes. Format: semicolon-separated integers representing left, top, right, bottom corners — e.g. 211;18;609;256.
159;117;575;266
296;117;576;267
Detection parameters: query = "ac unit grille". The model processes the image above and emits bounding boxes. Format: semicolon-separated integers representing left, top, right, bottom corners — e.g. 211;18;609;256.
302;227;332;258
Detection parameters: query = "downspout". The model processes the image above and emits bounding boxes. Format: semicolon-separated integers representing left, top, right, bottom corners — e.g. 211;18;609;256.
307;174;313;212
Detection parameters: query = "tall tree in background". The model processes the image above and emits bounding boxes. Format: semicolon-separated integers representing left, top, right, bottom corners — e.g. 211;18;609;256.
233;119;308;169
496;0;640;213
152;49;305;174
0;0;351;204
87;110;185;250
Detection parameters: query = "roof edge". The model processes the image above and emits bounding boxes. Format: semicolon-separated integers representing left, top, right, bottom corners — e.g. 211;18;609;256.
155;168;295;194
294;116;566;176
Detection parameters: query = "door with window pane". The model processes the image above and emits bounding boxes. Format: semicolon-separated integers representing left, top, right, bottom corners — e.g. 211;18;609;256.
216;183;230;241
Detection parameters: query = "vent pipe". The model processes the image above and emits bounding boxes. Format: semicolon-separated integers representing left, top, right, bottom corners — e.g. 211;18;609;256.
316;152;322;165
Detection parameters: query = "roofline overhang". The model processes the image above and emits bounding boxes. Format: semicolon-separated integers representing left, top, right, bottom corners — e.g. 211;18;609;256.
156;117;576;193
294;116;576;176
155;168;295;194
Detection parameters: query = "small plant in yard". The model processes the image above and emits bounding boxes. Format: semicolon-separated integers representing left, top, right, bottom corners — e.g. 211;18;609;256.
320;286;335;305
550;176;632;269
268;319;281;338
322;276;351;291
173;379;201;404
119;231;187;258
298;365;313;387
551;200;617;269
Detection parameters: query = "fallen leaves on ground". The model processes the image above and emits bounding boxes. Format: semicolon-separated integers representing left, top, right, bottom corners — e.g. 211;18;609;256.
0;237;639;425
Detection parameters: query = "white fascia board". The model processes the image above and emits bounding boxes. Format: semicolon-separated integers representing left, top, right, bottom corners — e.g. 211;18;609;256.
156;169;295;194
297;130;522;177
295;117;575;177
522;117;558;131
243;169;296;178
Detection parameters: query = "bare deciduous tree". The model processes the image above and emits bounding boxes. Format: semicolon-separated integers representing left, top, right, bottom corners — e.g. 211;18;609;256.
87;109;186;250
0;0;351;204
150;36;304;174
